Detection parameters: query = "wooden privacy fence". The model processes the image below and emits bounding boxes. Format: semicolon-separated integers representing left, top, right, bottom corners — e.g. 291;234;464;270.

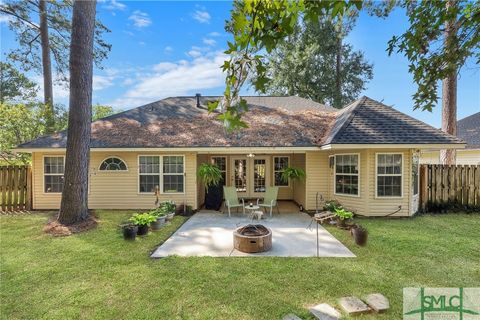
0;165;32;212
420;164;480;212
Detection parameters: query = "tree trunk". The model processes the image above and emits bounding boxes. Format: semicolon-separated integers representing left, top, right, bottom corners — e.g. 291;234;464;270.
440;0;458;165
334;23;342;109
58;0;96;225
38;0;55;133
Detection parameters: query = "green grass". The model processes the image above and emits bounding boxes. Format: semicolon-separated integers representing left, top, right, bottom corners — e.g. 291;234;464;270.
1;211;479;319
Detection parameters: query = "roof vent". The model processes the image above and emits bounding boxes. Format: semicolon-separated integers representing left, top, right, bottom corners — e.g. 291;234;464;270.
195;93;201;108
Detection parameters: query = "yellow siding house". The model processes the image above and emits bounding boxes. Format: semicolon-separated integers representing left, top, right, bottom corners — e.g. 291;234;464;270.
17;96;465;216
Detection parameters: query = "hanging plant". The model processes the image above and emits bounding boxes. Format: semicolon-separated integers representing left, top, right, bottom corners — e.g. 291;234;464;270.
281;167;306;183
198;163;223;189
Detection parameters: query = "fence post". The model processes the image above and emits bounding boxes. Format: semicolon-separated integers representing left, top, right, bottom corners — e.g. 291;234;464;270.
420;165;428;210
0;167;5;212
475;165;480;207
26;166;32;210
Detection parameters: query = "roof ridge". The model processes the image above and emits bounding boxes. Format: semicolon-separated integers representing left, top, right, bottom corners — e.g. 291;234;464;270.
321;96;366;145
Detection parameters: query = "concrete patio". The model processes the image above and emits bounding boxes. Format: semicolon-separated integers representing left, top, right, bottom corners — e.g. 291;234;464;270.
151;210;355;258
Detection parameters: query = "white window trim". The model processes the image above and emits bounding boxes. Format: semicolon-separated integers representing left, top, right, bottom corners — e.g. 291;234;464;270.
42;155;65;195
273;156;290;187
98;156;129;171
137;155;186;195
375;152;404;199
333;153;360;198
161;155;185;195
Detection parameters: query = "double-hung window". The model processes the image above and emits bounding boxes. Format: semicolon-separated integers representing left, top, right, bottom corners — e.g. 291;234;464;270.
139;156;185;193
334;154;359;196
274;156;289;186
162;156;184;193
139;156;160;193
44;156;64;193
376;154;403;197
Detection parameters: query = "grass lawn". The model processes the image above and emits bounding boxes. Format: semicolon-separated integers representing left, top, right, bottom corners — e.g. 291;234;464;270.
1;211;479;319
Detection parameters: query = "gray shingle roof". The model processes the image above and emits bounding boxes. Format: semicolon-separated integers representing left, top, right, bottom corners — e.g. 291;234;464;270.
17;96;335;148
17;95;464;149
457;112;480;149
326;96;464;145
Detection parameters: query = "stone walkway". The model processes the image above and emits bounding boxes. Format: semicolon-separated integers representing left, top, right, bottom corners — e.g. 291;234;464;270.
151;211;355;258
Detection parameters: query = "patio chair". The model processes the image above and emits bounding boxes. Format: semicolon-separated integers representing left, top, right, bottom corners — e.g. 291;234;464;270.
256;186;279;217
223;186;245;217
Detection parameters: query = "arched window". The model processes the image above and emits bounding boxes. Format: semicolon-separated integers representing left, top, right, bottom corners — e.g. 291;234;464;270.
99;157;128;171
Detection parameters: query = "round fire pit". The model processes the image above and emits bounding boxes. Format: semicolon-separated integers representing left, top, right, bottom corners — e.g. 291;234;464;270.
233;224;272;253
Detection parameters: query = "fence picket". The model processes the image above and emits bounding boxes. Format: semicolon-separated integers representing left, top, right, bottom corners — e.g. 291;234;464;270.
0;167;5;211
0;165;32;212
19;166;25;210
421;164;480;212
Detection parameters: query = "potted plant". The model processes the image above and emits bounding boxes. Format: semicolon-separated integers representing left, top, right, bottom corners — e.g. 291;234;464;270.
149;208;166;231
333;207;354;229
129;212;156;235
160;201;176;221
281;167;306;185
198;163;223;210
351;224;368;246
324;200;342;213
121;223;138;240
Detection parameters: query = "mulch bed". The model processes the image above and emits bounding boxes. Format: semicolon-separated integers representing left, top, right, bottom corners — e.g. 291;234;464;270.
44;211;98;236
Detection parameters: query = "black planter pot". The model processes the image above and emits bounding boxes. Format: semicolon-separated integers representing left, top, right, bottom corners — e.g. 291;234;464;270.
122;226;138;240
351;225;368;246
205;184;223;211
136;224;149;236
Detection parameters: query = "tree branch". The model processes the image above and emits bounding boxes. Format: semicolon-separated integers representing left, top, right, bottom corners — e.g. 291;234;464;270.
0;7;40;30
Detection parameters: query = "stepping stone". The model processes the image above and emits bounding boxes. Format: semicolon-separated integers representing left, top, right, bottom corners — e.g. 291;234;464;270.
365;293;389;312
283;314;302;320
338;296;370;315
309;303;341;320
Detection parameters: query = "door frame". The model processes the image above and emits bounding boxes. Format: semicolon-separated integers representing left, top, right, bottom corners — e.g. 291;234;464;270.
250;156;270;199
230;156;270;198
231;156;248;197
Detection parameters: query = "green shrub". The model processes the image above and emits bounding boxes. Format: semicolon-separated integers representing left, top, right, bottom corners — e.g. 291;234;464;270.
129;213;157;226
334;208;354;220
324;200;342;212
159;201;176;214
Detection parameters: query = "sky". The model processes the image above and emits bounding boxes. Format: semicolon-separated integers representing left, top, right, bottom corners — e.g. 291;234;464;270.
1;1;479;128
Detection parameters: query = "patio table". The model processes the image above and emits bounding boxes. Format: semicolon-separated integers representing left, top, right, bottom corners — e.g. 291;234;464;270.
245;204;262;220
